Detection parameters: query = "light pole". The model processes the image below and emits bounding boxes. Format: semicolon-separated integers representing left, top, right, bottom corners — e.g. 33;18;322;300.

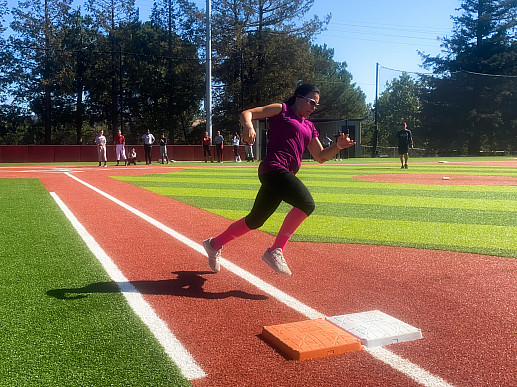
205;0;212;142
372;62;379;157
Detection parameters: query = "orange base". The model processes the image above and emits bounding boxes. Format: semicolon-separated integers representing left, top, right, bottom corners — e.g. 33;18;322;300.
262;318;362;360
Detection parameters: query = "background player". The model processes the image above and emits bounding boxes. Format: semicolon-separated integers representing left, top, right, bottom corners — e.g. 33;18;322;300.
396;122;413;169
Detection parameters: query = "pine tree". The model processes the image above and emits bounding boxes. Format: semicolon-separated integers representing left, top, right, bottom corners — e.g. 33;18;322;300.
149;0;204;144
87;0;137;139
0;0;11;107
209;0;331;134
421;0;517;154
9;0;74;144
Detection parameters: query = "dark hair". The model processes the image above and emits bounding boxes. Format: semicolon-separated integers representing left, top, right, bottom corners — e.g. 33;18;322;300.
285;83;320;106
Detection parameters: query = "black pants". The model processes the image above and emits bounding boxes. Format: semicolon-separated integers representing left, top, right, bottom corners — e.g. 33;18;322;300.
144;144;152;164
245;169;315;230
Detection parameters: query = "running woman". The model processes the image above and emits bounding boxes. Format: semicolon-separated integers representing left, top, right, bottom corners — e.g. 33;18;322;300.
203;84;355;276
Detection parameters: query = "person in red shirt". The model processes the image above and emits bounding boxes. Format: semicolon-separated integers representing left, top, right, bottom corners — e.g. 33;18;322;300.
202;131;213;163
113;129;127;166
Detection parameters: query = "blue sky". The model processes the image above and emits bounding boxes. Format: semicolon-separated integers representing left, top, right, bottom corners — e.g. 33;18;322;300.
4;0;461;103
305;0;460;103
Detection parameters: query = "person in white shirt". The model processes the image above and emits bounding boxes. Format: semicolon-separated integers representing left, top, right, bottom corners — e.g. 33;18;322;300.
127;147;137;165
95;129;107;167
233;132;241;162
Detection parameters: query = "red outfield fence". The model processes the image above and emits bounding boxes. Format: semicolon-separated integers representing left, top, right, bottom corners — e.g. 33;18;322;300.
0;145;247;163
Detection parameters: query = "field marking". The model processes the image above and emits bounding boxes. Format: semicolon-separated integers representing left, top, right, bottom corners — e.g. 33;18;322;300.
49;191;206;381
63;172;454;387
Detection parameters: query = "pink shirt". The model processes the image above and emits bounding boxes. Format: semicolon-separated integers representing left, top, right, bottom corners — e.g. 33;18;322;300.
259;103;319;175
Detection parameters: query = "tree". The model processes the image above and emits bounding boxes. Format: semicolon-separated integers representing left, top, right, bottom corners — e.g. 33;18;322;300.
9;0;73;144
59;10;98;144
119;20;204;144
149;0;204;143
209;0;331;136
310;44;366;120
0;0;10;106
87;0;137;139
420;0;517;154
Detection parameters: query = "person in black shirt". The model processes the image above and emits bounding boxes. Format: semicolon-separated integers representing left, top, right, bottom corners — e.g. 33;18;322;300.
160;133;170;164
396;122;413;169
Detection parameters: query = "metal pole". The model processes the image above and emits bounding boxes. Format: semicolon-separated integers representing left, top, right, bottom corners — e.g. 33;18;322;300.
119;45;123;133
205;0;212;142
372;62;379;157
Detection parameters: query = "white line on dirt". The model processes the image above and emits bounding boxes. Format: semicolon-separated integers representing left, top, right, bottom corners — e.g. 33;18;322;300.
63;172;454;387
50;191;206;381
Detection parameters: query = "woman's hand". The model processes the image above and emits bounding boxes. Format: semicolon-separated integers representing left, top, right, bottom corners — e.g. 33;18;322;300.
239;103;283;145
241;123;256;145
336;133;356;150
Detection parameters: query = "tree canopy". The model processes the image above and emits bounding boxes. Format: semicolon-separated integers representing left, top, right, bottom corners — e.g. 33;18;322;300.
0;0;365;145
418;0;517;154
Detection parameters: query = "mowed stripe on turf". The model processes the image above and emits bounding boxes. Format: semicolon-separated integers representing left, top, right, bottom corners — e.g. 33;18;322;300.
63;172;454;387
116;164;517;258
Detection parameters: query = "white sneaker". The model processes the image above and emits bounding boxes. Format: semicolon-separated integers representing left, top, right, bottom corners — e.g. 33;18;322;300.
203;238;221;273
262;248;292;276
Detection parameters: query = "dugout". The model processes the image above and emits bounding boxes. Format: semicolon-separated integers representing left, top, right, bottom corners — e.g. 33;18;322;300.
252;118;362;160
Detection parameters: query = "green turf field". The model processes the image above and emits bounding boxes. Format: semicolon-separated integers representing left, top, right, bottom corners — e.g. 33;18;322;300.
116;159;517;258
0;179;189;386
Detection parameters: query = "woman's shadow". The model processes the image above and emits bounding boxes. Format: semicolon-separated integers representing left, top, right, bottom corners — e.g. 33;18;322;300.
47;271;268;301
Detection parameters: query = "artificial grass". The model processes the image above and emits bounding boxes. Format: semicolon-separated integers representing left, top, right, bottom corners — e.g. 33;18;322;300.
0;179;190;387
115;160;517;259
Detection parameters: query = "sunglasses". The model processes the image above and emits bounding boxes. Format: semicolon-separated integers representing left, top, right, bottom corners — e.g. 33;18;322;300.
297;95;319;108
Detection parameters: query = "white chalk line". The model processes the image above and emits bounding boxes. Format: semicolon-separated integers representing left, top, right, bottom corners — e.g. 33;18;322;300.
50;192;206;380
63;172;454;387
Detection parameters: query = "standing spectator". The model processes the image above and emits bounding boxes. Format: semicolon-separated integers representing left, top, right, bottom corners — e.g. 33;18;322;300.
214;130;224;163
233;132;241;162
244;140;254;162
202;131;213;163
396;122;413;169
95;129;107;167
141;129;155;165
322;134;332;148
160;133;170;164
203;83;355;276
334;131;343;160
113;129;127;166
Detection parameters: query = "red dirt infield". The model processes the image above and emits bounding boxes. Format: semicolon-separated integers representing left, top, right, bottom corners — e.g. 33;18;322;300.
2;162;516;386
354;173;517;185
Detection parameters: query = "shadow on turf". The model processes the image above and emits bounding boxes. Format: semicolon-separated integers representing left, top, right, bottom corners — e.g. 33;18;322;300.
47;270;269;301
